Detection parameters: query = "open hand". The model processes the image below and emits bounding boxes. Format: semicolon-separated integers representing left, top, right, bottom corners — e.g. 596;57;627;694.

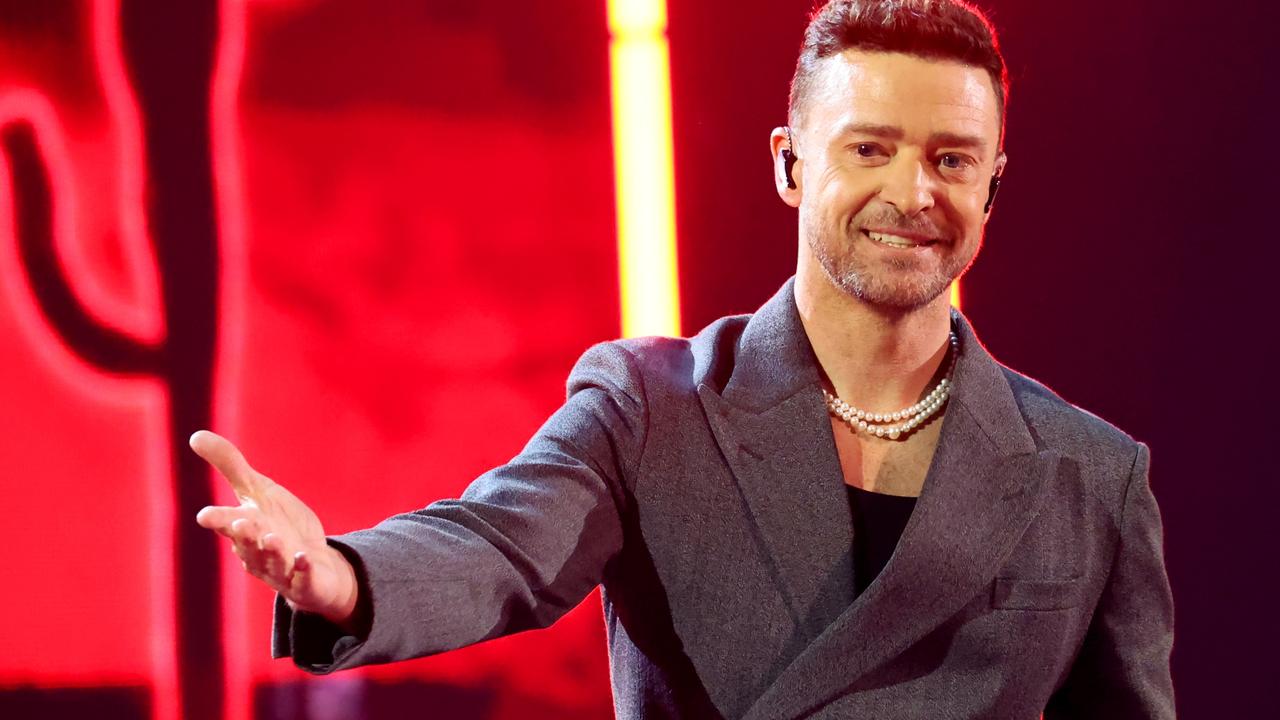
190;430;360;627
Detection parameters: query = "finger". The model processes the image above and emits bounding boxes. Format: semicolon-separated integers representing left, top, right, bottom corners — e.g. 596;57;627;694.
261;532;284;554
229;516;264;546
196;505;252;535
287;550;313;592
258;533;291;579
189;430;260;500
230;532;286;584
234;536;292;588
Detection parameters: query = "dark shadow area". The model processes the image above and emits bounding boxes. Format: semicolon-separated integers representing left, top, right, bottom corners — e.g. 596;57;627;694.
0;686;150;720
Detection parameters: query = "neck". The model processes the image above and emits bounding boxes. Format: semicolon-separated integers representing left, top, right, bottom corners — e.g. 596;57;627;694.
795;261;954;413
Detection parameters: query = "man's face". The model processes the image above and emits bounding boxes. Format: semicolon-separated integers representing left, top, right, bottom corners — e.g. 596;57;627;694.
780;50;1006;311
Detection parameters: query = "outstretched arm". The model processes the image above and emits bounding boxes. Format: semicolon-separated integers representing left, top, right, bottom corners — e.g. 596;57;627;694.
193;340;648;672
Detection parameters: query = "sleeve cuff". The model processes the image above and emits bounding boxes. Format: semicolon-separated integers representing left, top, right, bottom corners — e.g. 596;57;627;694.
269;538;374;673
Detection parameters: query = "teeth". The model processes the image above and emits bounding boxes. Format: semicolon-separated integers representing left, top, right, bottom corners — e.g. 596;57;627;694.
868;231;925;248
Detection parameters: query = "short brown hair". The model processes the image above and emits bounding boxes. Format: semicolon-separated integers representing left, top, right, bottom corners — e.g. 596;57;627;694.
789;0;1009;140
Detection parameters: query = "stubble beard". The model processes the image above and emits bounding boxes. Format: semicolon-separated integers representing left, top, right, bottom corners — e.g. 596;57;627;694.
804;216;977;312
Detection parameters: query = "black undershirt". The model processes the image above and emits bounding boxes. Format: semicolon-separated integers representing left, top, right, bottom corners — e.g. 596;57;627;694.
846;485;918;597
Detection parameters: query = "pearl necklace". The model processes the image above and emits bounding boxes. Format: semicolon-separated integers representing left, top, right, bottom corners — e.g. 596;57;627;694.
822;331;959;441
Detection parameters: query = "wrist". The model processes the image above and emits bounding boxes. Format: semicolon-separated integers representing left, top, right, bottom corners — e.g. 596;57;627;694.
320;546;367;636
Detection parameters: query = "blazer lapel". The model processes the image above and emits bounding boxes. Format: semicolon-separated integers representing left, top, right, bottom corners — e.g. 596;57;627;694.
738;304;1060;720
697;280;855;645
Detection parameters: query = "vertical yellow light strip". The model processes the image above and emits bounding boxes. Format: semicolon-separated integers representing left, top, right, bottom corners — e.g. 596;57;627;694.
950;280;961;309
608;0;680;338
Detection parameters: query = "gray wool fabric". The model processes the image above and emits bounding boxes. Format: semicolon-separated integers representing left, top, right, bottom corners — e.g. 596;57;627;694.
273;278;1175;719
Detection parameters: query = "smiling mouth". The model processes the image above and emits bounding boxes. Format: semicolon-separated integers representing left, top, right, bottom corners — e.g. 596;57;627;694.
861;230;939;249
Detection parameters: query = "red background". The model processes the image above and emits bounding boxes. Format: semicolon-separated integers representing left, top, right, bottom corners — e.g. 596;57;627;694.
1;1;617;718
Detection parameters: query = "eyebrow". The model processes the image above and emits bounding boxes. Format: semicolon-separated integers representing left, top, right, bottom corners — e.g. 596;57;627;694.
834;122;989;153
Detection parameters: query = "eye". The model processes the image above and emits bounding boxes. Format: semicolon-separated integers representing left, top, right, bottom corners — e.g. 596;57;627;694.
854;143;885;158
939;152;973;171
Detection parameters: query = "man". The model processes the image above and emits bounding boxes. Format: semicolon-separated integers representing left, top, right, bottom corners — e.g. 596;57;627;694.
193;1;1175;717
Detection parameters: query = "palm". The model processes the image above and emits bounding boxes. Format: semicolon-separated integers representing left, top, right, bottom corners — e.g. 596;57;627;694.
256;481;324;552
191;431;357;621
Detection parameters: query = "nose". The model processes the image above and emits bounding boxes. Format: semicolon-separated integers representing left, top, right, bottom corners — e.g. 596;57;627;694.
877;156;937;217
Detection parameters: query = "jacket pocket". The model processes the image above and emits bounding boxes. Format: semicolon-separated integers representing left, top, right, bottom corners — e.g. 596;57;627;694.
991;577;1082;611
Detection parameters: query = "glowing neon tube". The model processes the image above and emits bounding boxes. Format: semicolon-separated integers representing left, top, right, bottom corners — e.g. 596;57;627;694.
608;0;680;338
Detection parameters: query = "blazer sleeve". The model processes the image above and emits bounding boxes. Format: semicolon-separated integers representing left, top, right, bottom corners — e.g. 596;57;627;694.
1045;442;1176;719
270;340;648;673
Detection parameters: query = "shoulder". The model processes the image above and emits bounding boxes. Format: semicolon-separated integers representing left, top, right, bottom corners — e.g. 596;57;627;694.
568;312;753;401
999;365;1147;489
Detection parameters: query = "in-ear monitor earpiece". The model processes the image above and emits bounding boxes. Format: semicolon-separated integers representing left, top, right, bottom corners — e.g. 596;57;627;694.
984;174;1001;214
781;126;799;190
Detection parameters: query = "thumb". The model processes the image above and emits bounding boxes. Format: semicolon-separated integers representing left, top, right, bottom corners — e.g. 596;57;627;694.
189;430;261;500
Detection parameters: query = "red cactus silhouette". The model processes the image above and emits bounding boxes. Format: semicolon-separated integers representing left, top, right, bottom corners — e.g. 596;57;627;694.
0;2;238;719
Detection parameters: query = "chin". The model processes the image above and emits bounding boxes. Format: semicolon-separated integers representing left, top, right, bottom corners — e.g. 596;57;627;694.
859;287;951;313
829;269;953;311
804;224;973;311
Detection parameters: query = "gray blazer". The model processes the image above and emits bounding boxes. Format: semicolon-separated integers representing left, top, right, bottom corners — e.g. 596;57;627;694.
275;278;1175;719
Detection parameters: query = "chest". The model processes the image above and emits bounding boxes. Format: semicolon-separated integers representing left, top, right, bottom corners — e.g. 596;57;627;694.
828;413;944;496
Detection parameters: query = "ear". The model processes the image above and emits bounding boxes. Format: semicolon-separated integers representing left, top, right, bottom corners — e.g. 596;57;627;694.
770;126;802;207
